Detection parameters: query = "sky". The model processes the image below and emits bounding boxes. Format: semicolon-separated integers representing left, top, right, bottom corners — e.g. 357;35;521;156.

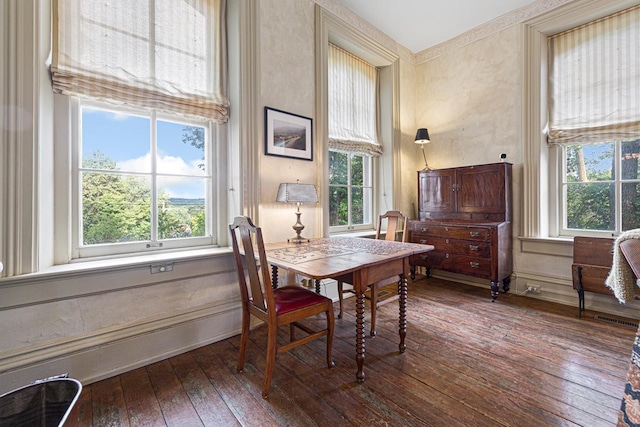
81;107;208;199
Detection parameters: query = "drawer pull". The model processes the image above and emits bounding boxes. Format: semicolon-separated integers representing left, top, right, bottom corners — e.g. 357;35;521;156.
420;254;428;260
469;245;479;251
420;227;428;232
419;239;428;244
445;253;450;259
470;231;480;237
445;227;449;231
445;239;450;244
470;262;480;268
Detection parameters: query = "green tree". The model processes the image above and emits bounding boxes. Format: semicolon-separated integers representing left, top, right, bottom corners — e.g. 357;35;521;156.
182;125;205;170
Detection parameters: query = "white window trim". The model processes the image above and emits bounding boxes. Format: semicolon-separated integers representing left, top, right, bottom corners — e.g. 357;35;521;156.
328;152;374;232
522;0;640;241
69;99;217;259
315;5;400;236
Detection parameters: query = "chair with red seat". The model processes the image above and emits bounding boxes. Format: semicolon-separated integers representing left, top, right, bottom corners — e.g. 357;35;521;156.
337;210;408;336
229;216;334;399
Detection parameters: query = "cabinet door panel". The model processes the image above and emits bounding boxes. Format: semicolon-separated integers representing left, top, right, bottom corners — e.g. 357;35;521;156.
418;170;455;214
457;164;506;213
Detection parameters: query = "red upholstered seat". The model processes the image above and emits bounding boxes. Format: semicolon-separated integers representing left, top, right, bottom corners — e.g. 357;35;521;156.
274;286;332;314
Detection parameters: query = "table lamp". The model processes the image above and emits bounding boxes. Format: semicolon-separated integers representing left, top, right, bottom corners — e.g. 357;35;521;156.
276;180;318;243
415;128;431;170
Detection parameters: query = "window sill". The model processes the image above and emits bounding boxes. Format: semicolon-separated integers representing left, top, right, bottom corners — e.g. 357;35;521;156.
0;247;233;285
517;236;573;257
331;230;377;239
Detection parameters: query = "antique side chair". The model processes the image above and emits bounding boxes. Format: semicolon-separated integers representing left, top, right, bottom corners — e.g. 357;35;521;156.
229;216;335;398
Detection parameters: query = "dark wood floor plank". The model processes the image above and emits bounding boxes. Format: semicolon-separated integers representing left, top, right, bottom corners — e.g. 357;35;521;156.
145;359;202;426
240;323;422;426
119;367;165;427
190;342;282;426
81;277;636;427
76;381;93;426
169;351;240;427
90;376;130;427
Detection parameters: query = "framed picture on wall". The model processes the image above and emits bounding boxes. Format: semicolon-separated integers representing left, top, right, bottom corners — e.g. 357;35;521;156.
264;107;313;161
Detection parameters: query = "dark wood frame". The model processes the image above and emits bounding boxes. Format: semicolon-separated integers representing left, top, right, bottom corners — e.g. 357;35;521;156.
264;106;313;161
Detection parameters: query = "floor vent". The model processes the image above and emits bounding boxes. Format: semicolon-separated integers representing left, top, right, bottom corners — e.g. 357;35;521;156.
594;314;638;328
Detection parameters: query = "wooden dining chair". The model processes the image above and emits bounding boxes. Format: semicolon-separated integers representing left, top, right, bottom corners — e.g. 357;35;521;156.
337;210;409;336
229;216;335;399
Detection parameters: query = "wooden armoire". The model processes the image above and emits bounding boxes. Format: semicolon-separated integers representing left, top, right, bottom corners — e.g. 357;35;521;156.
408;162;512;300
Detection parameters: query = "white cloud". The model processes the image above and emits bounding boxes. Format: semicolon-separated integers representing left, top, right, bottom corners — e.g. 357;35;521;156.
117;152;205;199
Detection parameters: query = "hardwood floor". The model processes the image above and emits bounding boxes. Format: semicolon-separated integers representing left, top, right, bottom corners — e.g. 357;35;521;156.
76;277;637;426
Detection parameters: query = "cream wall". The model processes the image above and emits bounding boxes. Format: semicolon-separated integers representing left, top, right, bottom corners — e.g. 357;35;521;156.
414;21;640;319
2;0;638;396
0;0;419;393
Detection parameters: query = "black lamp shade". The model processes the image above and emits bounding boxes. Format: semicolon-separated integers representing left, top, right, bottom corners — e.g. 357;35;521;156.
415;128;430;143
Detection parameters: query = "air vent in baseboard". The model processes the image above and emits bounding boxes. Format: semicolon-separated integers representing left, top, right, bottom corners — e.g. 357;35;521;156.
594;314;638;328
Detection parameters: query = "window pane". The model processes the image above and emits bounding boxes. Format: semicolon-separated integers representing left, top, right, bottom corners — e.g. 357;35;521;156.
566;182;614;230
158;176;207;239
565;143;613;183
621;182;640;231
351;154;363;186
352;187;364;225
157;121;207;175
82;172;151;244
329;151;348;185
329;186;348;226
82;107;151;173
621;140;640;180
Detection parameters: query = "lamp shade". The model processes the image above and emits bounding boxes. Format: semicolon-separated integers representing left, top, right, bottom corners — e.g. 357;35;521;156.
276;182;318;203
414;128;430;144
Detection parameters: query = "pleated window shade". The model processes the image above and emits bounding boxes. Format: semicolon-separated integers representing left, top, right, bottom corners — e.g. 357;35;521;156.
548;5;640;145
328;43;381;156
52;0;228;123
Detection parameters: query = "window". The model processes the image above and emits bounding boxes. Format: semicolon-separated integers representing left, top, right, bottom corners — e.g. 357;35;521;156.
329;152;372;230
52;0;228;258
548;5;640;237
327;44;380;232
562;140;640;235
76;102;214;258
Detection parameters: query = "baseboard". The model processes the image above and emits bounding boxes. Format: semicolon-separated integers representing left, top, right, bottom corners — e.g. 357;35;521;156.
0;298;243;395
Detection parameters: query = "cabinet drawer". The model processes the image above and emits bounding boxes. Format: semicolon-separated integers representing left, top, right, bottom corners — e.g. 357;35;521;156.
412;251;491;278
410;224;489;241
413;237;490;257
445;255;491;277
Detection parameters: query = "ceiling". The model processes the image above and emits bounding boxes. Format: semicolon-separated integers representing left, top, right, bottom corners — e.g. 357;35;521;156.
335;0;538;53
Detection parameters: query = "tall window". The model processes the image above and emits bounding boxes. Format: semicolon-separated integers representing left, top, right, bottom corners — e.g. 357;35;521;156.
52;0;228;257
549;5;640;236
327;44;380;232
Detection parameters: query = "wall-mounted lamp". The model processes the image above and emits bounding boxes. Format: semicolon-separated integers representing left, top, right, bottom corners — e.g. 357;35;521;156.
276;180;318;243
414;128;431;170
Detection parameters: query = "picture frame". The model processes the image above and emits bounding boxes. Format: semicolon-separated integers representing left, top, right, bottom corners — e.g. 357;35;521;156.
264;107;313;161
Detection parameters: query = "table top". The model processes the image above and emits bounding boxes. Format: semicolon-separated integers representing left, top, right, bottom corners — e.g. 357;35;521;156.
263;237;434;280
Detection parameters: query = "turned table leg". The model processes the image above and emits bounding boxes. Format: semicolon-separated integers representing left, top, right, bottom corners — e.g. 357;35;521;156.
399;274;407;353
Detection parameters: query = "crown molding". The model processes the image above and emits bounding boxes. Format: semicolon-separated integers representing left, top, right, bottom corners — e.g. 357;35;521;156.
415;0;574;64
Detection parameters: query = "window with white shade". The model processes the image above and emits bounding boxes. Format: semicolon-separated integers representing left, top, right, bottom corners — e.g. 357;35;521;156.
328;44;379;232
52;0;228;258
549;5;640;236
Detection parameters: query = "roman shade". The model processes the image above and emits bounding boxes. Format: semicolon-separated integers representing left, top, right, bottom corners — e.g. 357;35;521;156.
52;0;228;123
328;43;381;156
548;5;640;145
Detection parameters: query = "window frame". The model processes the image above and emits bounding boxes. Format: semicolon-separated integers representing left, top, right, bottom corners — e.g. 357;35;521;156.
315;6;401;237
557;140;640;238
522;0;639;241
328;150;374;232
70;99;217;259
